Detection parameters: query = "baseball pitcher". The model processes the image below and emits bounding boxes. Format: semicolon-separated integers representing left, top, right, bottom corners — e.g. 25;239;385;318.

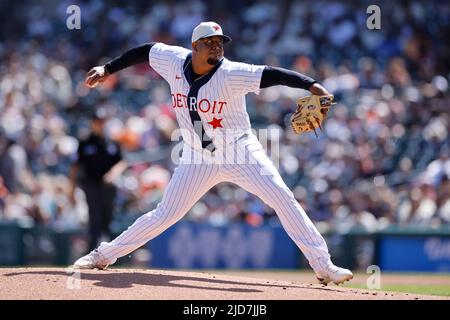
74;21;352;285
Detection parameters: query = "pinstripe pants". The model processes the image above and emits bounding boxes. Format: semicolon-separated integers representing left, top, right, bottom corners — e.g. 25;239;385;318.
98;135;331;271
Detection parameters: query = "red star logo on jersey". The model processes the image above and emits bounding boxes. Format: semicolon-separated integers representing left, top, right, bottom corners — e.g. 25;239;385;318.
213;25;221;31
208;117;223;129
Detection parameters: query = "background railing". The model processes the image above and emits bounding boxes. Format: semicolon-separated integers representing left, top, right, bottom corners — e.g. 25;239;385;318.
2;221;449;272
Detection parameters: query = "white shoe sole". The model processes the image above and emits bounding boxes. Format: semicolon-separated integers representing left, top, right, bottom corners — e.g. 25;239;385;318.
317;274;353;286
73;263;109;270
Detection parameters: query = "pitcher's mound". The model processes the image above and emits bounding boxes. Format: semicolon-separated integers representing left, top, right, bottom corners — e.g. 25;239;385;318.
0;267;445;300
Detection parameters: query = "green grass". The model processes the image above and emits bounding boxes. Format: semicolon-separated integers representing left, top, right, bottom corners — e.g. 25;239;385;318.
343;283;450;297
209;270;450;297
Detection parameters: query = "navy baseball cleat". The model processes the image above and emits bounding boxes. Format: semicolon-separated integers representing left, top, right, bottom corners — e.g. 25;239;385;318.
315;264;353;285
73;249;115;270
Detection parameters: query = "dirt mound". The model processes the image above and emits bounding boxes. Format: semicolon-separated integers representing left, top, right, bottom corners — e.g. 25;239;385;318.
0;268;446;300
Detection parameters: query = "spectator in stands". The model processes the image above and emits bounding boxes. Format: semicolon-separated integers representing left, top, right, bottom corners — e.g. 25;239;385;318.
0;0;449;231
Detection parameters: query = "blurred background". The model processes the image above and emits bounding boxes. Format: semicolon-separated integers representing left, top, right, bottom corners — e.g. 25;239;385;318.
0;0;449;272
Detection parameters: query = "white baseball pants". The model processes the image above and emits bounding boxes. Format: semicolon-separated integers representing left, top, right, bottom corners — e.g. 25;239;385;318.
97;134;331;271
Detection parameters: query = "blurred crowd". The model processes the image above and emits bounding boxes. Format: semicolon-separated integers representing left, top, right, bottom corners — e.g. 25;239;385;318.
1;0;450;233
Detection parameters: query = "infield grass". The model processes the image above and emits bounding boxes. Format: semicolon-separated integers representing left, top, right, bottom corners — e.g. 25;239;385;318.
211;270;450;297
341;271;450;297
341;283;450;297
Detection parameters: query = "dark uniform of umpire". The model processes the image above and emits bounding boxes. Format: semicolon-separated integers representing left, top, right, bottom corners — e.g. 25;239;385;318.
70;112;124;251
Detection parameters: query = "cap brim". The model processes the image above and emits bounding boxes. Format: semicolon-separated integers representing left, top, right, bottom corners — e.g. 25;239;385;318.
197;34;232;43
221;35;232;43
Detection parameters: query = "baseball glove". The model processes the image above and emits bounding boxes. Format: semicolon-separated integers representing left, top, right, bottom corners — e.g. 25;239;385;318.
290;94;335;136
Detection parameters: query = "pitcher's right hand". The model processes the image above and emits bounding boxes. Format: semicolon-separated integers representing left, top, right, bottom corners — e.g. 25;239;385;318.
85;66;110;88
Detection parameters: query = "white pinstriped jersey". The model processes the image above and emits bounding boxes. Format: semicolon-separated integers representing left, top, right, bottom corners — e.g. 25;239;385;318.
149;42;265;151
91;43;331;272
91;41;334;272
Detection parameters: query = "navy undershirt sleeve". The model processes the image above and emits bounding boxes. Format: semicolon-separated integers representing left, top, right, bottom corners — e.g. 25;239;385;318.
105;42;156;74
260;66;317;90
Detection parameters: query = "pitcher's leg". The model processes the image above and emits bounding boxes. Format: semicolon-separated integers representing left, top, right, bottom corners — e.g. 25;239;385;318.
226;150;332;271
96;164;220;264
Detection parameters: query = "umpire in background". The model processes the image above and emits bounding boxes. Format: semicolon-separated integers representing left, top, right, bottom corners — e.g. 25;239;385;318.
70;109;126;251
